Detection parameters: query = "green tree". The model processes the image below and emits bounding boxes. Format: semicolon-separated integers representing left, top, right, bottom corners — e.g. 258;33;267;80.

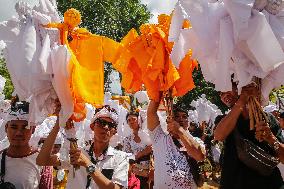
270;86;284;111
57;0;151;41
0;57;14;99
57;0;151;88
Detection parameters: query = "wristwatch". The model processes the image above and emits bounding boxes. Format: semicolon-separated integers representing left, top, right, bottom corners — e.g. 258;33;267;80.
86;163;97;175
273;141;281;151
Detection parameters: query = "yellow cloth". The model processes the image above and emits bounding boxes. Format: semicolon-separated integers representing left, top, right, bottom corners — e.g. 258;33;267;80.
46;9;121;121
68;31;121;106
114;14;197;101
53;169;69;189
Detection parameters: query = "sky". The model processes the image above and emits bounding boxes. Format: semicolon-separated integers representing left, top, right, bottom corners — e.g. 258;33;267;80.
141;0;177;23
0;0;38;22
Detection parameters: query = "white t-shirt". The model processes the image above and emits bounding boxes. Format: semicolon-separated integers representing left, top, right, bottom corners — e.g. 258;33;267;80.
277;163;284;180
122;134;150;167
0;151;42;189
149;126;197;189
65;146;129;189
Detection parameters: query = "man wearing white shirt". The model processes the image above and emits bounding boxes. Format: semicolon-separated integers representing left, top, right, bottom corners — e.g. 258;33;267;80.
147;96;205;189
37;105;129;189
0;101;52;189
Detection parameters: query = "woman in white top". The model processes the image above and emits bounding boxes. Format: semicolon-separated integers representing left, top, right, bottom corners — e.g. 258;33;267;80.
122;112;152;189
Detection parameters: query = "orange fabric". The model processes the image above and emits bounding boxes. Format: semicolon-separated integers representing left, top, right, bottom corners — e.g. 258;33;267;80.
69;32;121;106
114;14;197;101
174;51;198;96
46;9;121;121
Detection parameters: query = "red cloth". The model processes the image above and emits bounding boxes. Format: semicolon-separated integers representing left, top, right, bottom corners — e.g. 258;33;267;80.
128;173;140;189
39;166;53;189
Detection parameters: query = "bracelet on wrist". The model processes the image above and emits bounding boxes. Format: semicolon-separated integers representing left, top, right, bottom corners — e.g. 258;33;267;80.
86;163;97;175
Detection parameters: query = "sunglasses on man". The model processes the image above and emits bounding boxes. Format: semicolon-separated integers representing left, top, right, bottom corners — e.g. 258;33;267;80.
94;118;117;129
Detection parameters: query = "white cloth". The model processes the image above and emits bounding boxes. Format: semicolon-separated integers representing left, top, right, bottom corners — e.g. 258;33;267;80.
0;75;6;93
0;151;42;189
92;107;119;124
109;134;123;148
169;0;284;98
122;134;150;167
1;0;61;125
149;126;196;189
65;146;129;189
134;91;149;104
0;18;19;43
277;163;284;180
50;45;73;126
264;102;278;113
211;144;222;163
191;94;222;126
181;130;206;155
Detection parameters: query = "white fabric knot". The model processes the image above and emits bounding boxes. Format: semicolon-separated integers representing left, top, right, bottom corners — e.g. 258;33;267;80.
15;1;32;18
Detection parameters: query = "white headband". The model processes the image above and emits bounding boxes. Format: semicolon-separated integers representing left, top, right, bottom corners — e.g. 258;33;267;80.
92;108;118;124
2;109;30;129
5;110;29;122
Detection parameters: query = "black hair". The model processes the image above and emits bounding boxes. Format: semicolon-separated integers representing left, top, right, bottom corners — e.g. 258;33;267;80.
129;159;136;165
173;105;188;115
38;138;45;146
126;111;139;121
10;96;29;114
0;182;16;189
280;112;284;119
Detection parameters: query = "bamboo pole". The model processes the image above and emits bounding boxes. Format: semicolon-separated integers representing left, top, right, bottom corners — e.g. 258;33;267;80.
247;77;270;139
163;88;174;119
248;98;254;130
250;97;259;123
253;97;269;123
68;138;80;177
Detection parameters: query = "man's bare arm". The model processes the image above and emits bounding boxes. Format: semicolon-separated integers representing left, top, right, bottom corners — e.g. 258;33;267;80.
147;100;160;131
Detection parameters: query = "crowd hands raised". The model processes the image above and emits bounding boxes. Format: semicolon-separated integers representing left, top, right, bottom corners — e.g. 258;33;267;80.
1;82;284;189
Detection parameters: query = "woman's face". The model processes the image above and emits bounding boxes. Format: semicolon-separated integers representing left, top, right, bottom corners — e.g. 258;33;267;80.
127;115;139;131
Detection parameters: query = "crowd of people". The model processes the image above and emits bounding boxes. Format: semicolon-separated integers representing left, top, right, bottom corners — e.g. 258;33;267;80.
1;0;284;188
0;81;284;189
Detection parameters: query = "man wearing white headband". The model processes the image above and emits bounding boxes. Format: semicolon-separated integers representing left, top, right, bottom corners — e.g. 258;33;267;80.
0;101;52;189
37;105;129;189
